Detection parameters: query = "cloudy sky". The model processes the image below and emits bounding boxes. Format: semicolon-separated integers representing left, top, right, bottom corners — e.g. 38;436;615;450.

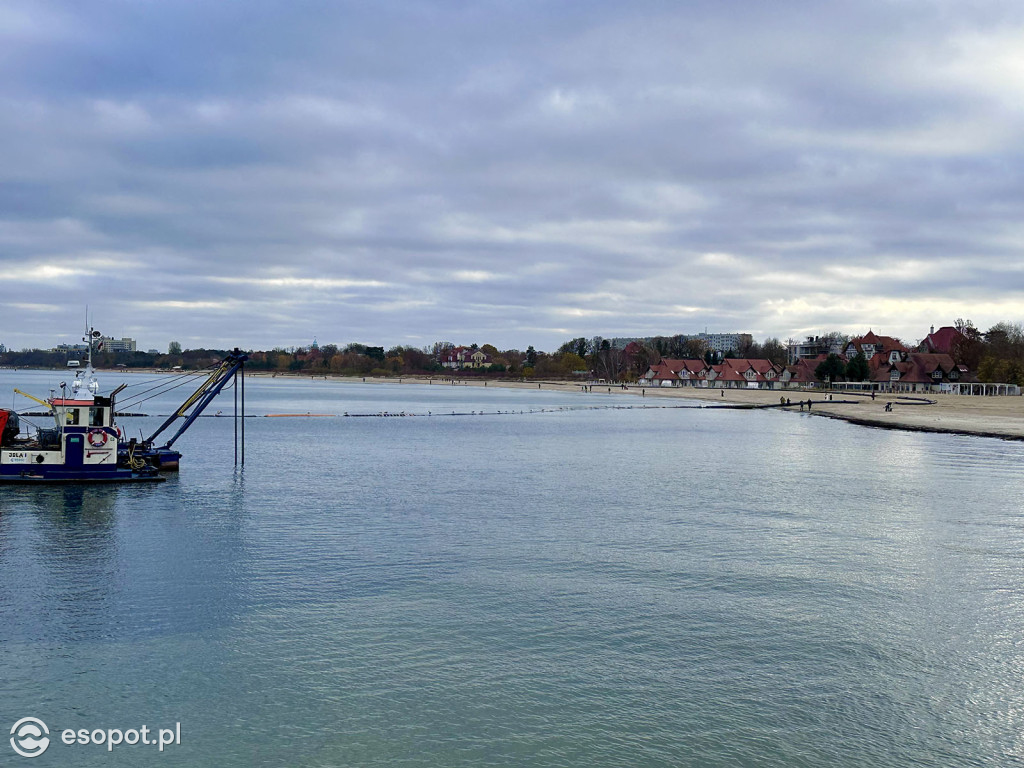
2;0;1022;353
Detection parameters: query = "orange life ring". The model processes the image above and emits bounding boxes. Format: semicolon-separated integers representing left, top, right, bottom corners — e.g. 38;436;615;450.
88;429;108;447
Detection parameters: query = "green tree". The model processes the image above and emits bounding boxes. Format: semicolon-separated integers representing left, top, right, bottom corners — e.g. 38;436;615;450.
168;341;182;355
977;356;996;382
815;353;846;385
502;349;521;374
846;352;869;381
681;338;710;360
559;353;587;374
760;337;787;366
950;319;983;370
526;346;537;367
557;337;588;358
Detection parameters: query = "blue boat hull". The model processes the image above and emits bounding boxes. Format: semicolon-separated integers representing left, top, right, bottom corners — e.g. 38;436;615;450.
0;472;164;484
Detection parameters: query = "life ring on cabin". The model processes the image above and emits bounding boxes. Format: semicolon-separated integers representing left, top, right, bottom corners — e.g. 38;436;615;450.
87;429;108;447
115;426;122;439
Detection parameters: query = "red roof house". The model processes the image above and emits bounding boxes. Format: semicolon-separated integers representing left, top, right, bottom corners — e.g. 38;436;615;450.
918;325;965;355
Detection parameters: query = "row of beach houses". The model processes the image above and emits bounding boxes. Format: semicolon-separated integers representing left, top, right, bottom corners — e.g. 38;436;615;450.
639;329;1019;395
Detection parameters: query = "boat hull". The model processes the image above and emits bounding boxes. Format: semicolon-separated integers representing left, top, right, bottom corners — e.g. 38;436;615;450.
0;473;164;484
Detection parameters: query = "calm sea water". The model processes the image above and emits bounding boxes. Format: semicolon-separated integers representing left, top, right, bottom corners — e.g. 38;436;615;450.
2;370;1024;767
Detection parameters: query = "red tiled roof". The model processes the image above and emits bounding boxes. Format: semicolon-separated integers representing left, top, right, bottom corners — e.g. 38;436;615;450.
653;358;708;377
650;363;678;381
679;359;708;373
920;326;964;354
785;359;821;383
849;331;907;356
717;358;781;381
872;353;957;383
715;367;747;381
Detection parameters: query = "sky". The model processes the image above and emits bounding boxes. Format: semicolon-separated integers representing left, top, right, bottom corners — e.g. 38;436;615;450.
1;0;1023;353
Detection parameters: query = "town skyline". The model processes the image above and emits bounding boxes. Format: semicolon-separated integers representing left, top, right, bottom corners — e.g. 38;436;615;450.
5;317;994;358
3;319;1007;364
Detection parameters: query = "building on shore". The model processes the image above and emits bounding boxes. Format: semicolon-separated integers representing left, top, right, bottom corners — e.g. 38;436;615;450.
639;359;710;387
787;335;845;364
699;332;753;354
54;343;89;353
918;325;966;355
869;352;975;393
844;330;906;362
640;357;784;389
610;332;752;354
99;337;137;353
706;358;783;388
439;346;493;370
781;357;826;388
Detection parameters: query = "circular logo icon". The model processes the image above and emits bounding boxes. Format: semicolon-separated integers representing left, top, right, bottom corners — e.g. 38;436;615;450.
10;718;49;758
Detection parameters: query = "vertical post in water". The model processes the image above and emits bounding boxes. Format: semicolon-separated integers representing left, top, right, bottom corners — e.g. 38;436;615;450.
240;361;245;466
234;368;239;466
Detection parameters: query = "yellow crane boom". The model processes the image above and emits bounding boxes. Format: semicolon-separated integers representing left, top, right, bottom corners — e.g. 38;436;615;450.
14;388;61;429
13;388;51;409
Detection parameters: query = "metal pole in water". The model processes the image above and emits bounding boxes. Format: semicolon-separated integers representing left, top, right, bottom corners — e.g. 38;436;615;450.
234;369;238;465
241;362;245;465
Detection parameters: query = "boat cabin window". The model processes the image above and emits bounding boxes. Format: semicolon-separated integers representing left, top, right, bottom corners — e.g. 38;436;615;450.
89;407;105;427
65;408;81;426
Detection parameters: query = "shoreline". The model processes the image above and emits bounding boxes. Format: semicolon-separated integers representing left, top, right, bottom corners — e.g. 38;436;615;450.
85;368;1024;442
256;371;1024;442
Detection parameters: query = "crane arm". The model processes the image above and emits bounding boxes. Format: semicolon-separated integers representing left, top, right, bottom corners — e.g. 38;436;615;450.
144;349;248;449
14;388;60;429
14;388;53;409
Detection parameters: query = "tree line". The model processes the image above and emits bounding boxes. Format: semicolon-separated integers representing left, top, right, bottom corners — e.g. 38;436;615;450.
4;320;1024;383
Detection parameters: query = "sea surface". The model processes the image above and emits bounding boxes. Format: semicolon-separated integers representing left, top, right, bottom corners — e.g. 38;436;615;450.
2;370;1024;767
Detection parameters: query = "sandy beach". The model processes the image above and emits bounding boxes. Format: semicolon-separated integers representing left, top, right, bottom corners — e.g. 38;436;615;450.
323;374;1024;441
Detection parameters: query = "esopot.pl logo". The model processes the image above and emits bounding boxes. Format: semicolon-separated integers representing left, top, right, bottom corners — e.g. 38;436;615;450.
10;717;50;758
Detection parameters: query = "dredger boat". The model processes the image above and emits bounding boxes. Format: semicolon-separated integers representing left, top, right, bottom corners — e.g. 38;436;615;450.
0;328;247;483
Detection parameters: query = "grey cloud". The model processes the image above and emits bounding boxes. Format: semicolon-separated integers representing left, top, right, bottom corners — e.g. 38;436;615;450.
1;0;1023;351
